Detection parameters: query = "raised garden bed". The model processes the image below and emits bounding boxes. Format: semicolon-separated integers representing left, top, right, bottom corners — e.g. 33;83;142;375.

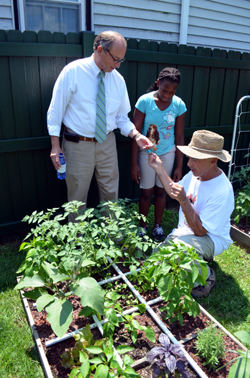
18;262;247;378
16;200;248;378
230;216;250;254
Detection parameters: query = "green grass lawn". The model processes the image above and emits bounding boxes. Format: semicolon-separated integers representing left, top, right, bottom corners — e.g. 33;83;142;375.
0;241;44;378
0;207;249;377
197;242;250;335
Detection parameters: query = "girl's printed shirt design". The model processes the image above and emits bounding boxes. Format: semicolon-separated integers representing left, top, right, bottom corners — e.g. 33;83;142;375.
135;92;187;156
146;124;160;151
160;125;173;139
145;110;176;152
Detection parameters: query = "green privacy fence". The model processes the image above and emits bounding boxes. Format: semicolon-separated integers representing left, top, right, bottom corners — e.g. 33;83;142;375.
0;29;250;236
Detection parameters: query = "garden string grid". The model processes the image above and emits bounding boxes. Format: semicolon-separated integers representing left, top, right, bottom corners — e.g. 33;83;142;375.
18;254;248;378
39;257;208;378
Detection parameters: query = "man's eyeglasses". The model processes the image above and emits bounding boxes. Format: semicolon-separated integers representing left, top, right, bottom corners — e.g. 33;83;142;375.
106;49;125;64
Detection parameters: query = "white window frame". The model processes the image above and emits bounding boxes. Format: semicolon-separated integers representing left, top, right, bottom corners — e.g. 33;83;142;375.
17;0;85;32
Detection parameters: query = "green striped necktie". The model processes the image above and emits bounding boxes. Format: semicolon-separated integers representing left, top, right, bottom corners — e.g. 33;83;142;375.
95;71;107;143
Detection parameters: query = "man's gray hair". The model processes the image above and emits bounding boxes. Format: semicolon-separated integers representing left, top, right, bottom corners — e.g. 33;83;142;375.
93;31;127;51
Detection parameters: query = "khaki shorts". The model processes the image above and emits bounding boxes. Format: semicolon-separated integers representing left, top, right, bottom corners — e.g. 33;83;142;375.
138;146;176;189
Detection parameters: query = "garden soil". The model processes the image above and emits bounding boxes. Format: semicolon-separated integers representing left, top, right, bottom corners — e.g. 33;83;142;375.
27;292;242;378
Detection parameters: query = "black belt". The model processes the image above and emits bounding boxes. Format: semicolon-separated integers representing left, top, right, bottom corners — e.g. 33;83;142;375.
64;126;98;142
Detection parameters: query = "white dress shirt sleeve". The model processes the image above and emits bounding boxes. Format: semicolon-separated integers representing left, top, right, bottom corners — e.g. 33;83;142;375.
47;66;75;137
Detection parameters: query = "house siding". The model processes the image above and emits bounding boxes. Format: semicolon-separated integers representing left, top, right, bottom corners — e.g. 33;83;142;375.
1;0;250;52
0;0;15;30
188;0;250;52
92;0;250;52
92;0;181;43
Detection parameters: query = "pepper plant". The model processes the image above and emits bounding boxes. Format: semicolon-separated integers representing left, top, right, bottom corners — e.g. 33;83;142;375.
141;241;208;325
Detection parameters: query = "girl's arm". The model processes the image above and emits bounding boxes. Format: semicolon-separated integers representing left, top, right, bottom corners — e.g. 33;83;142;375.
130;108;145;184
173;112;185;182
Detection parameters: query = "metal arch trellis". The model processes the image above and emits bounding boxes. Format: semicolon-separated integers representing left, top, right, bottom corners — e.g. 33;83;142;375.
228;95;250;183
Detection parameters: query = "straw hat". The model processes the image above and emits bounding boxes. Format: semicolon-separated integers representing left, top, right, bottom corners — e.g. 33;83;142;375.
177;130;231;163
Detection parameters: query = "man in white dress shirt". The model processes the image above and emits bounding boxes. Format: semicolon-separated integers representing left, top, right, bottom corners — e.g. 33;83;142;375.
47;31;153;220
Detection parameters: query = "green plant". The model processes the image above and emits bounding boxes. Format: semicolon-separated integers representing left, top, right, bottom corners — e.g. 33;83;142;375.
234;181;250;225
14;199;156;338
103;290;155;344
231;154;250;189
128;266;157;293
143;241;208;325
217;330;250;377
61;325;140;377
105;281;139;308
146;333;191;377
195;323;225;371
97;199;157;270
231;153;250;226
14;202;106;338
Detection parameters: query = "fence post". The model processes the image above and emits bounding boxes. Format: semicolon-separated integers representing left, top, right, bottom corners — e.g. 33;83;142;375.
80;31;95;58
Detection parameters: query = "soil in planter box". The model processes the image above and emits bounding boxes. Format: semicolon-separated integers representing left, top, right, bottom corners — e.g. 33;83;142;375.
150;302;243;378
102;280;141;311
27;295;94;342
231;217;250;235
126;274;160;301
26;289;243;378
113;310;199;378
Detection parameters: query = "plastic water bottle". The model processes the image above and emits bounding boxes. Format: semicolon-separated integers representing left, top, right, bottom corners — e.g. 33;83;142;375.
57;153;66;180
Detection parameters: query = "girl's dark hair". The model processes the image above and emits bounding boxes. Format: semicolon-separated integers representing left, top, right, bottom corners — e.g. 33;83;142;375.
147;67;181;92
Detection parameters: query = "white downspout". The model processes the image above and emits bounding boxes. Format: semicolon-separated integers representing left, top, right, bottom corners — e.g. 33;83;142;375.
179;0;190;45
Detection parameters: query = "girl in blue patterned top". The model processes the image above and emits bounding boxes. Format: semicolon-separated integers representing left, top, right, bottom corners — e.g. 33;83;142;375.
131;67;187;241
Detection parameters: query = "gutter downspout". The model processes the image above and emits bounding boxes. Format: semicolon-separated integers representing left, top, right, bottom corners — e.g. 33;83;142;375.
179;0;190;45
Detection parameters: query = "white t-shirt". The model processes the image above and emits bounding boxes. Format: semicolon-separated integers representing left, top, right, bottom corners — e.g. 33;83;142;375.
170;170;234;256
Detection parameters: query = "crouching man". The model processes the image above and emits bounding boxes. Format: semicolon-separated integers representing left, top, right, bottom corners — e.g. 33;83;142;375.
148;129;234;297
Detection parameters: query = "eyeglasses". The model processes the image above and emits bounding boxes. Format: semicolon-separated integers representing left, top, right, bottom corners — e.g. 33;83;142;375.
106;49;125;64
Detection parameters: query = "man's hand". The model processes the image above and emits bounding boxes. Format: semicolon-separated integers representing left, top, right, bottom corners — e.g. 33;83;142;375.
148;152;163;173
169;182;186;203
135;134;153;150
131;164;141;184
50;136;64;170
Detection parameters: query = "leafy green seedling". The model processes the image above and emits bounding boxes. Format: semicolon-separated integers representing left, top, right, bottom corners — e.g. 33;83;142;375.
103;291;155;344
61;324;140;378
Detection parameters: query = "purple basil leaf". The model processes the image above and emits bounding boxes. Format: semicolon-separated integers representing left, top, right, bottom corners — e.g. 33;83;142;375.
146;347;165;362
176;360;193;378
159;333;170;350
155;359;165;368
165;354;176;373
152;365;161;378
170;344;186;358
